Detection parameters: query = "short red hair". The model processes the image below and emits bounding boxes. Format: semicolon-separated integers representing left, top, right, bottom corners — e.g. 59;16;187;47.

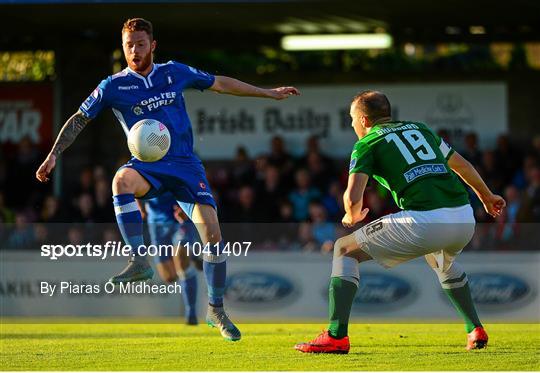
122;18;153;40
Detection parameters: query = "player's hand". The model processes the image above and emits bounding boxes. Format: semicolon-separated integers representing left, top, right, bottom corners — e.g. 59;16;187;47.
35;154;56;183
267;87;300;100
481;193;506;218
342;208;369;228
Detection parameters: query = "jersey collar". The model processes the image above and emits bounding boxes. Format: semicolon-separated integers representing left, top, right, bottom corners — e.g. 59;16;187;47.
126;63;157;89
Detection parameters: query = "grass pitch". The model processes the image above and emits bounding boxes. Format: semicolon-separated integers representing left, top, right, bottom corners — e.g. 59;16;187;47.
1;322;539;371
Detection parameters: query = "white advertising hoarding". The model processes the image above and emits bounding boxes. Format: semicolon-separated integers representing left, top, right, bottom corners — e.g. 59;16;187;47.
1;251;537;322
185;83;507;159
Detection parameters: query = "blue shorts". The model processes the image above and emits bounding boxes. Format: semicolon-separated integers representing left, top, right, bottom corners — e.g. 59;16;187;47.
121;157;217;219
148;221;200;264
148;222;178;264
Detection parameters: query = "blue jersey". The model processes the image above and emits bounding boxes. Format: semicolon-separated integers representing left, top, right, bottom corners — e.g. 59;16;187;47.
79;61;215;160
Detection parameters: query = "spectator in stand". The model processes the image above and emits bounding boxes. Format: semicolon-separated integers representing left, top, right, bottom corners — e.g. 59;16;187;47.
0;191;15;224
256;164;285;222
279;200;294;223
66;226;85;245
7;211;34;249
102;227;121;244
6;137;43;208
306;151;334;191
496;185;522;242
494;134;521;185
308;201;335;253
289;169;321;221
231;146;255;187
480;150;505;195
512;154;538;190
268;136;294;187
40;195;63;222
94;179;114;222
523;166;540;221
72;193;95;223
228;185;261;222
462;132;483;167
70;167;95;201
321;181;343;221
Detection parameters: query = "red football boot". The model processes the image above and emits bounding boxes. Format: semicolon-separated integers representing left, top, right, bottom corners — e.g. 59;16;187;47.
466;327;488;350
294;330;350;354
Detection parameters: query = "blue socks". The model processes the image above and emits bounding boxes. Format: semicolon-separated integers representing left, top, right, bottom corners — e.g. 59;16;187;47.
203;241;227;307
113;194;145;258
179;266;198;319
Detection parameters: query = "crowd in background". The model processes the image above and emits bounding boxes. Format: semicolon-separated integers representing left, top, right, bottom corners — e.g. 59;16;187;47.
1;131;539;252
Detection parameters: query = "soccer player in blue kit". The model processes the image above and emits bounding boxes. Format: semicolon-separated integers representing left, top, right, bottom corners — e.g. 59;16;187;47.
142;193;201;325
36;18;300;341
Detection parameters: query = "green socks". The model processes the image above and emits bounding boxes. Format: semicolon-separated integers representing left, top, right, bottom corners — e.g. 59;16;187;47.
328;277;358;339
327;272;481;339
443;281;482;333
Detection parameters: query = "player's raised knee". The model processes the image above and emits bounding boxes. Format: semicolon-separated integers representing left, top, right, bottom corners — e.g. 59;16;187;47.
112;168;145;195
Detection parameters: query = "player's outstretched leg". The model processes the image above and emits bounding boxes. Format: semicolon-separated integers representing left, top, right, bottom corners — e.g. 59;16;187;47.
109;169;154;284
295;234;371;354
203;241;241;341
426;254;487;350
178;266;199;325
192;203;241;341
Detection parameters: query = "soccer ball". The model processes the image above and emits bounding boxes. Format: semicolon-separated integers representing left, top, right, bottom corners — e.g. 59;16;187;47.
127;119;171;162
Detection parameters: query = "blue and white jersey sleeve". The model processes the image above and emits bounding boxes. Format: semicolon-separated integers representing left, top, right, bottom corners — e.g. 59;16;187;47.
79;78;111;119
169;61;215;91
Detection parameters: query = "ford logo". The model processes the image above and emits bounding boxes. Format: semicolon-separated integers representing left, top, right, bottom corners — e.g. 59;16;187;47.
225;272;295;304
353;273;413;306
469;273;529;305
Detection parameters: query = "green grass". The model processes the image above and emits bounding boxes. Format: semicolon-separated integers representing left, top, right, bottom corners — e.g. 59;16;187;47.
1;322;539;371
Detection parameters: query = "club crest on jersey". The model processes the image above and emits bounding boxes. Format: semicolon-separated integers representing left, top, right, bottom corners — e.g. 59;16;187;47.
132;105;144;116
199;182;207;190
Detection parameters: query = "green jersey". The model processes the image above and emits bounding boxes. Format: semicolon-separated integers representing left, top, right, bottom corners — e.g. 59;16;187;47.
349;121;469;210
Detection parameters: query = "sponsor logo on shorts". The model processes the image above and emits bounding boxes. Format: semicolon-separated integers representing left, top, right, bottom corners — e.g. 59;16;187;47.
365;220;384;236
197;191;212;197
469;273;530;306
403;163;447;183
225;272;296;307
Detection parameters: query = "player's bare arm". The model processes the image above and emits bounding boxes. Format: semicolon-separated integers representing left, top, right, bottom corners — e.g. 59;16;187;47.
35;110;91;183
448;151;506;217
342;172;370;228
209;75;299;100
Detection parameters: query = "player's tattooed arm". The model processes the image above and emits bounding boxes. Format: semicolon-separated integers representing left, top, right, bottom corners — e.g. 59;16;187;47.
50;111;91;157
36;111;91;182
210;76;300;100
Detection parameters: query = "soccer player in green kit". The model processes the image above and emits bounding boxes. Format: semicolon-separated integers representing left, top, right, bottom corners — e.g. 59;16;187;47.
295;91;506;354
